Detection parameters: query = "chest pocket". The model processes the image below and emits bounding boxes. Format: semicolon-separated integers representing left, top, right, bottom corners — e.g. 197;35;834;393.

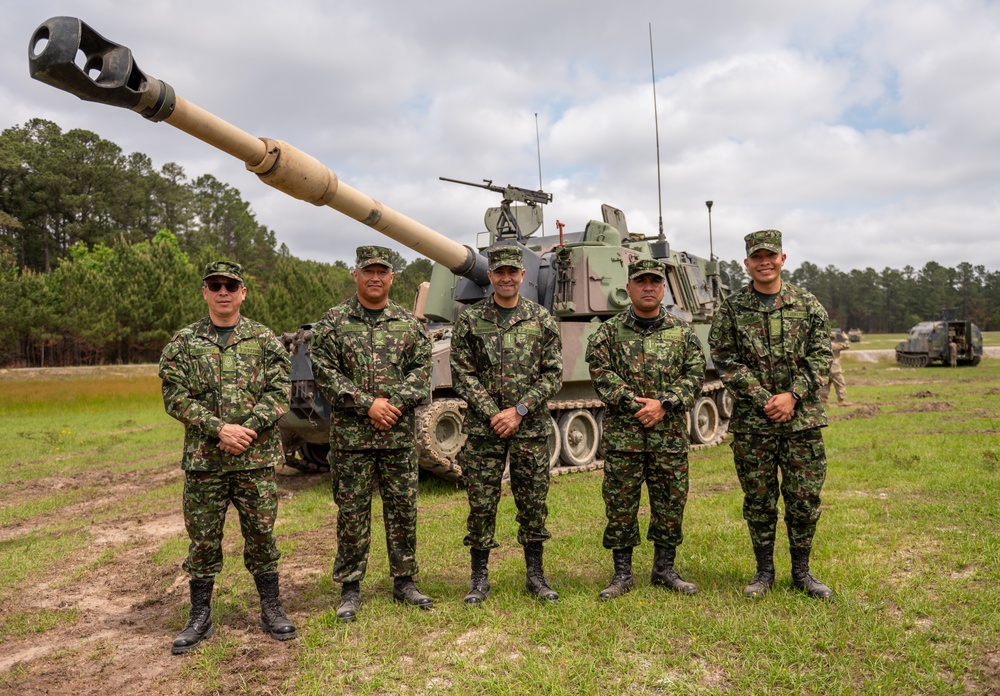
736;315;769;358
472;320;501;365
189;346;220;393
503;323;541;351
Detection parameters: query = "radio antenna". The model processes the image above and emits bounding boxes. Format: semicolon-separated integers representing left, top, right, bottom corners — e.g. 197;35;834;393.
535;112;545;234
649;24;665;242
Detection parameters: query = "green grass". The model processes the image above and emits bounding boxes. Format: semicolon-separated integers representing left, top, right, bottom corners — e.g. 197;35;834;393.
1;356;999;693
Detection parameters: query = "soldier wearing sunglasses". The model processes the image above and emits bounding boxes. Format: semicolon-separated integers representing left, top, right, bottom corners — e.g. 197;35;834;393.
159;261;297;654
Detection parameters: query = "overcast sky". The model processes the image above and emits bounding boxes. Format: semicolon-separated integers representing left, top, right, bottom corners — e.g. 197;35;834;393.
4;0;999;273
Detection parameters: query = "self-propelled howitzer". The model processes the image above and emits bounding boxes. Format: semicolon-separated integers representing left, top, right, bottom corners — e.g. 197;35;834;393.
29;16;736;481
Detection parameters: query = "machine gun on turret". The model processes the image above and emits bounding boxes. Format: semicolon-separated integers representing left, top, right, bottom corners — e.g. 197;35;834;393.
440;177;551;242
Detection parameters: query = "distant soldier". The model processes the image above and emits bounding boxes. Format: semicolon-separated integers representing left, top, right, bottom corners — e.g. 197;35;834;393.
159;261;297;655
709;230;835;600
820;330;852;407
585;259;705;601
310;246;433;622
949;339;958;368
450;245;563;604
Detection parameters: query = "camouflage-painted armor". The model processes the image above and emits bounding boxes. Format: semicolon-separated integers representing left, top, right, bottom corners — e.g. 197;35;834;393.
310;295;431;582
586;308;705;549
709;281;832;550
159;315;290;578
450;297;563;549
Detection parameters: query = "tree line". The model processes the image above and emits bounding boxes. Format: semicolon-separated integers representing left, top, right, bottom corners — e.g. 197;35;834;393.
1;119;996;367
0;120;428;367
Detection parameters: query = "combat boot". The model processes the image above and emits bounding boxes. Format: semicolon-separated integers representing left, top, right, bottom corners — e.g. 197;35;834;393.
392;576;434;610
172;577;214;655
336;581;362;622
523;542;559;603
463;548;491;605
598;548;635;601
744;544;775;599
650;545;697;595
254;571;298;641
790;548;834;599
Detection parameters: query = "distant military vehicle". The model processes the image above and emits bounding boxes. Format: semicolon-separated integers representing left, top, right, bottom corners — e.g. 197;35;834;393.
29;16;738;481
895;310;983;367
848;328;862;343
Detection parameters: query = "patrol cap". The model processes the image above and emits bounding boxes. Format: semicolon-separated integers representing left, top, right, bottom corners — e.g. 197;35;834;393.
203;260;244;283
745;229;782;256
355;245;394;269
628;258;666;281
488;245;524;271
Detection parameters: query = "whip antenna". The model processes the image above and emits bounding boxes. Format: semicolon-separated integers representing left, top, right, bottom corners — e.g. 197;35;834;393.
649;24;665;242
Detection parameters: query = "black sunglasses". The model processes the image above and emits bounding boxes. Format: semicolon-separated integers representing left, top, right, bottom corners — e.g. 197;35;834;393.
204;280;243;293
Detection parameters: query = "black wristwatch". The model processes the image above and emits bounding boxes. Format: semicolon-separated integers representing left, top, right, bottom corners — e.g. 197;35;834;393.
659;397;672;411
515;403;529;417
791;391;802;401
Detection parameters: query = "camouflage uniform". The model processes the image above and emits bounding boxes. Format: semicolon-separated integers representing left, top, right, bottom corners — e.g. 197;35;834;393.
819;334;850;404
310;252;431;585
586;295;705;551
708;232;832;553
450;249;563;551
159;290;289;579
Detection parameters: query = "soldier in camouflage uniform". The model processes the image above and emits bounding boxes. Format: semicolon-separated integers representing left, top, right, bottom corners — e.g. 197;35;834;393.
310;246;433;622
159;261;297;655
819;330;852;406
450;245;563;604
585;259;706;601
708;230;834;600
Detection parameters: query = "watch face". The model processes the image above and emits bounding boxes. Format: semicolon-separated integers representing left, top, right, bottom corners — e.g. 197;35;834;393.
516;404;528;416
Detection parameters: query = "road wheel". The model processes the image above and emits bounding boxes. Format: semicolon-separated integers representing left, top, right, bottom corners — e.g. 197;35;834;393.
546;415;562;469
690;396;720;445
415;399;466;480
714;389;734;419
557;409;600;467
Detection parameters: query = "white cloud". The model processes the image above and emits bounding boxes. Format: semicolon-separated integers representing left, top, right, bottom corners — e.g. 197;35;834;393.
3;0;998;272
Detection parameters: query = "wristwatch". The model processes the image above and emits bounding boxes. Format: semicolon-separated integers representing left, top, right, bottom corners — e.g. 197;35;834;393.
659;397;672;411
515;403;529;417
791;391;802;401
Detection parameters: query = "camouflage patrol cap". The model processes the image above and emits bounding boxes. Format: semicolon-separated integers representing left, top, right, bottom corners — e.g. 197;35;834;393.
355;245;394;269
488;245;524;271
203;260;244;283
745;229;782;256
628;258;666;280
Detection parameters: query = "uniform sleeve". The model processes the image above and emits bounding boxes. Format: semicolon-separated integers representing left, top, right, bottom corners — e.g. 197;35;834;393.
158;334;225;437
586;322;642;415
449;313;501;419
310;316;376;414
709;301;772;409
791;302;832;399
386;322;432;412
518;313;563;414
243;332;290;433
663;326;706;412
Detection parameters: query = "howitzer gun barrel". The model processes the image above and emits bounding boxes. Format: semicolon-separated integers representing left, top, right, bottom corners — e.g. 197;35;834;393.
28;16;488;284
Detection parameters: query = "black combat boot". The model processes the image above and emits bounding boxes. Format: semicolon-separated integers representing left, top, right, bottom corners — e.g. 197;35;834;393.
392;576;434;610
790;547;834;599
598;548;635;602
336;581;362;622
744;544;775;599
254;571;298;641
523;542;559;602
650;545;698;595
463;548;491;605
172;577;214;655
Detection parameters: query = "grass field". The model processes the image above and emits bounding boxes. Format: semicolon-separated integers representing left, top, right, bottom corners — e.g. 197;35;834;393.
0;353;998;694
